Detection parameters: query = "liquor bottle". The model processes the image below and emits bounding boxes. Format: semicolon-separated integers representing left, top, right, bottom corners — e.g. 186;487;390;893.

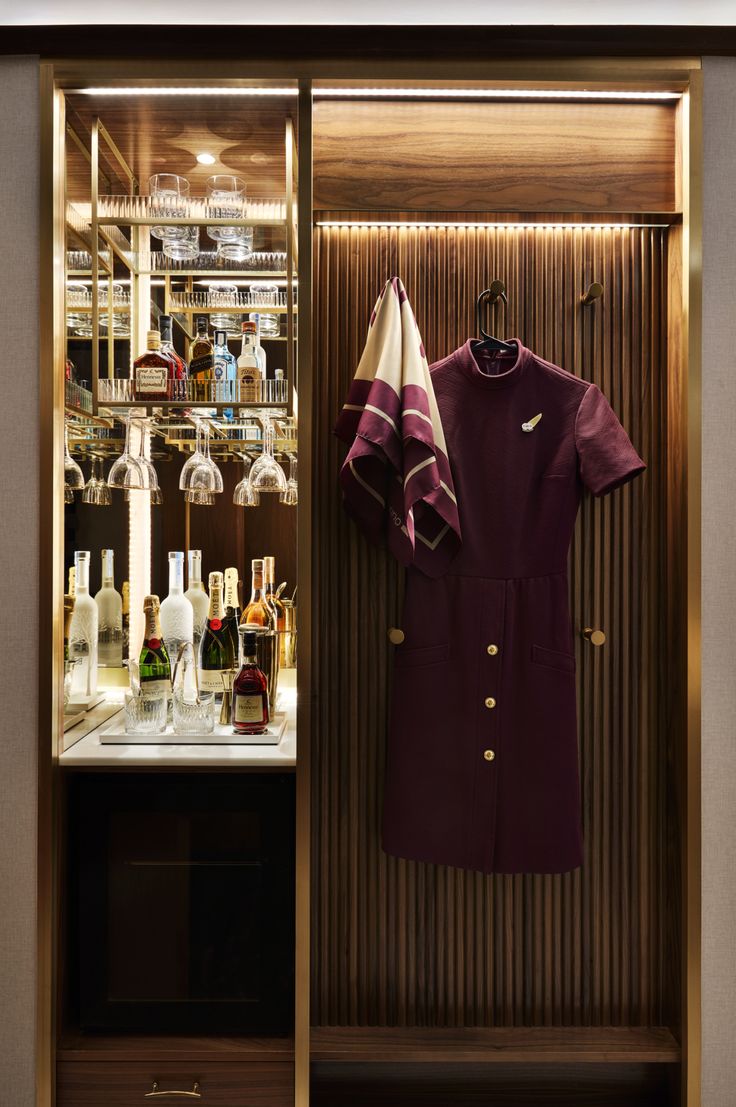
248;313;267;379
240;558;274;628
133;329;170;401
185;550;209;650
95;548;123;667
68;564;76;599
237;320;260;402
160;551;194;667
69;551;98;698
263;555;286;665
189;315;214;381
121;580;130;661
198;571;235;695
139;595;171;698
223;566;242;657
160;314;188;398
213;329;237;389
63;594;75;663
232;627;269;734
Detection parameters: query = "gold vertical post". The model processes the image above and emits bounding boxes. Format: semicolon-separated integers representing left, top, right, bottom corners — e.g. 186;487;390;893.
285;117;295;409
91;119;99;412
294;78;313;1107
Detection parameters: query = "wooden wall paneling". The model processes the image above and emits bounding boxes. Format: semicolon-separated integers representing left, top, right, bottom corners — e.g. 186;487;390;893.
311;222;682;1034
313;102;677;213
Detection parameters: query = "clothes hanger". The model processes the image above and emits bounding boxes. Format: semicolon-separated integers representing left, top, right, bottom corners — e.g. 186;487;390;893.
472;283;517;354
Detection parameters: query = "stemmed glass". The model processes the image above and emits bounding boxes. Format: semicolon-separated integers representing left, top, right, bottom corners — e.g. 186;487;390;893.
249;418;287;494
280;455;298;506
108;416;155;490
179;421;223;503
130;419;160;492
233;456;261;507
64;424;85;492
82;456;112;505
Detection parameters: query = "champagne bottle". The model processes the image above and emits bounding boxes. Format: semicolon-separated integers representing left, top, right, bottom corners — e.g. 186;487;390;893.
95;549;123;667
63;594;75;664
223;567;242;658
198;571;235;695
69;551;98;698
121;580;130;661
184;550;209;650
240;558;274;628
160;551;194;666
139;595;171;698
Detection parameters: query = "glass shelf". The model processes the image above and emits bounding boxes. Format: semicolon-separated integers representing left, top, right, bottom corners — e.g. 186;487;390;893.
127;250;289;275
96;195;287;226
169;291;295;312
98;377;289;406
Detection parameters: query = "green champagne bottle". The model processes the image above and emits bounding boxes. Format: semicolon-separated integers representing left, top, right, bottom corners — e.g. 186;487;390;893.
198;571;235;695
139;595;171;697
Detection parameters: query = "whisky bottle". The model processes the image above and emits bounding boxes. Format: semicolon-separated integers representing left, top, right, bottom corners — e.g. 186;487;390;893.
232;627;269;734
139;595;171;698
94;548;123;667
189;315;214;382
133;329;170;401
240;558;273;628
198;571;235;695
263;555;286;665
184;549;209;651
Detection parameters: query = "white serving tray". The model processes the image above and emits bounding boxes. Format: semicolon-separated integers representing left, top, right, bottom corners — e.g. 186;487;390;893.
100;711;287;746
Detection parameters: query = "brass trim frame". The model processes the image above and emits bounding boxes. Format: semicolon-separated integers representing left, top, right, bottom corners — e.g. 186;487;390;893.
37;56;702;1107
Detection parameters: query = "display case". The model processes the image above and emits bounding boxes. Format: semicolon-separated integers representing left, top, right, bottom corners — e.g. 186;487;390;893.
40;60;701;1107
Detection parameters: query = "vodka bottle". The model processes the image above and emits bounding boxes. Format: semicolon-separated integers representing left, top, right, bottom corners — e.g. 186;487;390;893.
237;321;260;402
160;551;194;668
184;549;209;651
95;548;123;667
69;550;98;698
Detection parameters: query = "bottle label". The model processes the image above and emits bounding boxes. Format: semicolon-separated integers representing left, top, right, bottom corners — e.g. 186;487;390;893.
190;353;213;379
213;355;228;382
199;667;229;693
136;366;168;393
140;678;169;698
234;693;265;724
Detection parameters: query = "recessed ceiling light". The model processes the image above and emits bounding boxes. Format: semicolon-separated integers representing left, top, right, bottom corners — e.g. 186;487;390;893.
196;152;216;165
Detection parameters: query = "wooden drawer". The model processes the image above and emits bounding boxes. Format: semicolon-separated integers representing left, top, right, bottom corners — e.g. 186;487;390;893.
57;1062;293;1107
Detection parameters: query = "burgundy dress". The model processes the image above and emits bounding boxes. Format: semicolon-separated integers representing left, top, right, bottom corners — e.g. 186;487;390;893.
381;338;646;875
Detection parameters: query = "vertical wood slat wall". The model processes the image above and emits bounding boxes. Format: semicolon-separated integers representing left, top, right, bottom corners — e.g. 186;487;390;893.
311;222;680;1030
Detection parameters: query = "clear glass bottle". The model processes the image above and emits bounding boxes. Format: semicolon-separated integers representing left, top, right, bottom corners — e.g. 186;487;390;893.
69;551;98;698
139;594;171;698
237;320;260;402
240;558;274;628
198;571;235;696
95;548;123;667
248;312;267;379
213;329;237;388
121;580;130;661
184;550;209;650
189;315;213;382
133;329;170;401
232;627;269;734
263;555;286;666
160;551;194;667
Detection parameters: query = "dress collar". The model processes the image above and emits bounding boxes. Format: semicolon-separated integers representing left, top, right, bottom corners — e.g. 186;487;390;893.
453;337;529;388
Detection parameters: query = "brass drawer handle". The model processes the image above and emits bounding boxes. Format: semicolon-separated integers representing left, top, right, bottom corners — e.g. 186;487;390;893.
583;627;606;646
145;1083;201;1099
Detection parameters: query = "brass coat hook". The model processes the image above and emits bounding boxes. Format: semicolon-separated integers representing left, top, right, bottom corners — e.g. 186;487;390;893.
485;279;508;306
581;281;604;306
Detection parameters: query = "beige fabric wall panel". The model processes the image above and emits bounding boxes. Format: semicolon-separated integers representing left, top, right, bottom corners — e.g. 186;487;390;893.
702;55;736;1107
0;55;40;1107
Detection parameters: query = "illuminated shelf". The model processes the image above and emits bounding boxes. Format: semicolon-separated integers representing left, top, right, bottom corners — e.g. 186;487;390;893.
98;377;289;406
96;195;288;228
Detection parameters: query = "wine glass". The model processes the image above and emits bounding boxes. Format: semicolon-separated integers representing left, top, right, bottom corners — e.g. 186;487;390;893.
130;419;160;492
280;455;298;506
179;422;223;496
185;489;216;506
233;457;261;507
82;456;112;505
249;418;287;494
108;415;146;490
179;421;206;490
64;424;85;491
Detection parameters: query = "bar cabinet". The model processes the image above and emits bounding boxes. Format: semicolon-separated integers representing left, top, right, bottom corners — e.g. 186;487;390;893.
39;58;702;1107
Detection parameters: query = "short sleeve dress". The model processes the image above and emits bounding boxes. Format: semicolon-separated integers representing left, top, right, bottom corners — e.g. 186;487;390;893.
380;338;646;875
